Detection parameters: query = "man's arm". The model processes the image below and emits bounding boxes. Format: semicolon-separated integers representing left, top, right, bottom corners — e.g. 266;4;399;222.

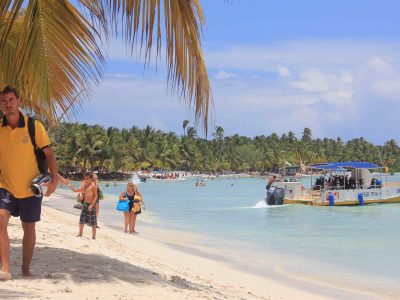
42;146;58;196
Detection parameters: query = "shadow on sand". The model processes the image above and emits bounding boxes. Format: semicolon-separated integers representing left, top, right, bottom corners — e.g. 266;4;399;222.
8;244;202;291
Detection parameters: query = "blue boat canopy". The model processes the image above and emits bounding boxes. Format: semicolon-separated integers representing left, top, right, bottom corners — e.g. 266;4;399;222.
310;162;382;170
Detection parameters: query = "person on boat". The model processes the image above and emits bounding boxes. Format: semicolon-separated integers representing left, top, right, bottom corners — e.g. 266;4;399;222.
266;175;277;190
119;182;144;233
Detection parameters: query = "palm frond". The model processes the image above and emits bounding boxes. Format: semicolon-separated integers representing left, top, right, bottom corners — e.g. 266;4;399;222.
1;0;211;131
82;0;212;133
0;0;104;123
0;0;24;47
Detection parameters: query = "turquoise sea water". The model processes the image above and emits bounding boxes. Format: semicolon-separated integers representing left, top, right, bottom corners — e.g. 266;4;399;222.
48;176;400;298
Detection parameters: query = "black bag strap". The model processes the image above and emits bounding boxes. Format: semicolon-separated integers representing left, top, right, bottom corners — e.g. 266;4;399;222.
27;116;48;174
27;117;37;149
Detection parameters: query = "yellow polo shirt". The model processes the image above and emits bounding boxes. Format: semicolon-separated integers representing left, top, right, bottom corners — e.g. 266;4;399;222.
0;113;51;198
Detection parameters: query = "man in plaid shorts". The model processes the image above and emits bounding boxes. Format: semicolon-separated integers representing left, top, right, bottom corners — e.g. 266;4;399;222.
63;172;98;239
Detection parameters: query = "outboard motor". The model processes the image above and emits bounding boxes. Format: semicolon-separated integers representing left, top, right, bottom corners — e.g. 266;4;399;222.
265;186;286;205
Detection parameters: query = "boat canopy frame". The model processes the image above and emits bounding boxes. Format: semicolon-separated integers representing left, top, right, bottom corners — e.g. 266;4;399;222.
309;161;382;171
307;161;386;191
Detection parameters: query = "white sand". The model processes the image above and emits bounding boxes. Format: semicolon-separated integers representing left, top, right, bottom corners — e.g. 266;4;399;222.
0;192;384;299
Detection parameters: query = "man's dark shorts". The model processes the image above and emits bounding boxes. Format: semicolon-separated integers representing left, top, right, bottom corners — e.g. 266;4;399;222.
0;188;42;222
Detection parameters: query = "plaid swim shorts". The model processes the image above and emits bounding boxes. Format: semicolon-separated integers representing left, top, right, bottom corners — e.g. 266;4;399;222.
79;204;97;227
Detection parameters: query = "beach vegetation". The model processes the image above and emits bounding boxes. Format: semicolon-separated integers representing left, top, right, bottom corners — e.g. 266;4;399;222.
49;123;400;173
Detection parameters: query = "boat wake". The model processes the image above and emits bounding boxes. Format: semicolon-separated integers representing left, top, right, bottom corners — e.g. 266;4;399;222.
252;200;290;208
130;172;141;184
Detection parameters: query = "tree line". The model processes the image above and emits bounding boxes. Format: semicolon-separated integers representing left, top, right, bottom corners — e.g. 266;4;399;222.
49;121;400;173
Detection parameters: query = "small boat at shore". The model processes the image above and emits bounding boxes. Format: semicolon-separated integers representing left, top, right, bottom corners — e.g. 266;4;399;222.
150;177;186;181
266;162;400;206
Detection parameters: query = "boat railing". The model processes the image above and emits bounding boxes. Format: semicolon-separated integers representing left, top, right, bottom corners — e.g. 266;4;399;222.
382;181;400;188
325;184;346;190
301;188;324;200
311;190;322;199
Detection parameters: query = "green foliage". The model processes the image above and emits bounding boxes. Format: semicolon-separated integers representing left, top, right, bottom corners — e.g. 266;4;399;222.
50;124;400;172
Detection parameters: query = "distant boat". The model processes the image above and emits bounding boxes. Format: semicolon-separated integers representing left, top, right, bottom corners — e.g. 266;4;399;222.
266;162;400;206
150;177;186;181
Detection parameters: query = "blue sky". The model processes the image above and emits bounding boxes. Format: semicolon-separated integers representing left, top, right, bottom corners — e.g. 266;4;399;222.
77;0;400;143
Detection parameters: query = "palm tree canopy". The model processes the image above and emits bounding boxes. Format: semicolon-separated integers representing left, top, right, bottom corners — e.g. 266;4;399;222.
0;0;211;132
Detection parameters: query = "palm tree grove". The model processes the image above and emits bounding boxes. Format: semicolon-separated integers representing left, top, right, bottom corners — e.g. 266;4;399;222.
50;122;400;174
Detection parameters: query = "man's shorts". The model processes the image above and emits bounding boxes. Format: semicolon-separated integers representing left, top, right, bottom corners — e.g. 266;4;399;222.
0;188;42;222
79;205;97;227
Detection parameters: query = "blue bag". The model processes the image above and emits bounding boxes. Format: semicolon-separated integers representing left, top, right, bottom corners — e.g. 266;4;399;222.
116;200;129;211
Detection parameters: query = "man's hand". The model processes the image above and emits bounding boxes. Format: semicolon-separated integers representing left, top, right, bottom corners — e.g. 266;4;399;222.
44;180;58;197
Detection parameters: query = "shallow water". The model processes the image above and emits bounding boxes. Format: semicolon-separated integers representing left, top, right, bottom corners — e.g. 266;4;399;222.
49;176;400;297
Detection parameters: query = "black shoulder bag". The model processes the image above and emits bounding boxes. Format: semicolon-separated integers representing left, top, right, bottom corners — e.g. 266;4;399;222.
27;117;49;175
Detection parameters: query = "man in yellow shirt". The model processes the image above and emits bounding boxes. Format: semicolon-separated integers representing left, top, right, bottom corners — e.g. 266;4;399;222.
0;86;58;281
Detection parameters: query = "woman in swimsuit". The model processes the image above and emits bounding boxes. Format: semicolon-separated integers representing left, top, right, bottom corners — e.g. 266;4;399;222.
119;182;144;233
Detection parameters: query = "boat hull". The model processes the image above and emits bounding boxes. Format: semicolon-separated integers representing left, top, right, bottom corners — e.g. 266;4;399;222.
284;196;400;206
272;181;400;206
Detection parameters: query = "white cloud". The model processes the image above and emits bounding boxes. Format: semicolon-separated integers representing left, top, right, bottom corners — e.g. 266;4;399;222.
371;78;400;100
78;39;400;142
77;75;189;131
361;56;400;100
105;38;154;63
277;66;291;76
366;56;394;75
290;69;354;106
214;70;238;79
204;40;400;72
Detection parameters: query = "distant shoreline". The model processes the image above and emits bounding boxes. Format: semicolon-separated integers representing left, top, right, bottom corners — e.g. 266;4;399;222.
60;171;267;182
60;171;133;181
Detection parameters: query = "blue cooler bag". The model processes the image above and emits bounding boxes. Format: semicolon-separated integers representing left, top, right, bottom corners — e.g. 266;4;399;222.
116;200;129;211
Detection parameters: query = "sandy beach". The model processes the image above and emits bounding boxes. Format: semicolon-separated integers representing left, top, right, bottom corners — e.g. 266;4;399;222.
0;191;383;300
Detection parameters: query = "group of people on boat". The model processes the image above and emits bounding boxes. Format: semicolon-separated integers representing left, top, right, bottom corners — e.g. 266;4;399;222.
153;172;182;180
313;175;382;190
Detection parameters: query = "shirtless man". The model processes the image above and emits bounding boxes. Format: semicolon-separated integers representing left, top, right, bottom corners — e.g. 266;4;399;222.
266;175;277;190
64;172;98;239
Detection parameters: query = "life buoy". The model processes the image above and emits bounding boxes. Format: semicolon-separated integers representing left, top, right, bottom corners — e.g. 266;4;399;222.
326;191;339;201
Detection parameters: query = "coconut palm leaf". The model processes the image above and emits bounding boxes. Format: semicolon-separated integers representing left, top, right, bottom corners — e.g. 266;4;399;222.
0;0;24;46
82;0;212;132
0;0;104;122
1;0;211;131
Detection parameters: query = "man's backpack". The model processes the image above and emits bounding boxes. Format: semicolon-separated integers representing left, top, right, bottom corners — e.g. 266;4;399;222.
27;117;49;175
